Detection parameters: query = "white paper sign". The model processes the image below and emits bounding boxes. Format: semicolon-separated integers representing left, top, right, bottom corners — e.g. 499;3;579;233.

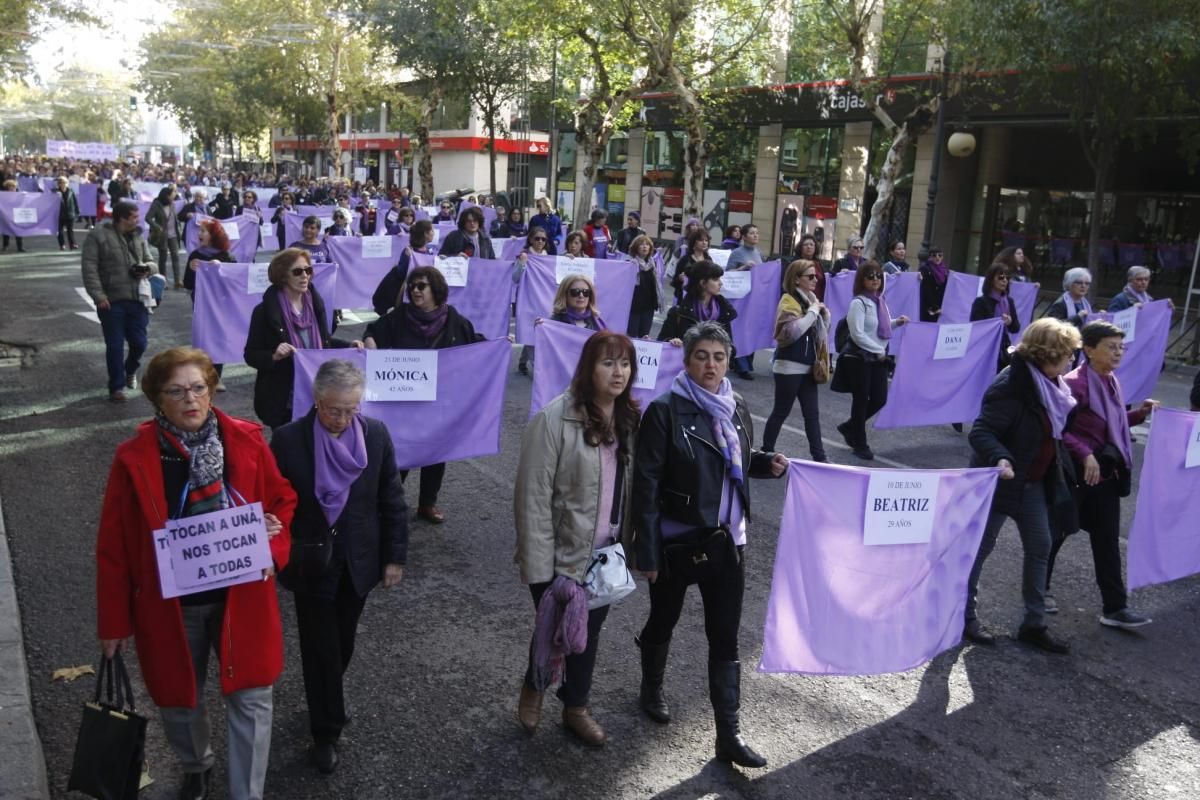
933;323;973;360
633;339;664;390
365;349;439;402
437;255;470;287
221;220;240;241
1186;416;1200;469
556;256;595;283
863;471;941;545
720;271;752;299
247;264;271;294
976;276;985;297
259;223;274;240
12;207;36;224
362;236;392;259
153;502;272;598
1112;307;1137;344
709;249;731;267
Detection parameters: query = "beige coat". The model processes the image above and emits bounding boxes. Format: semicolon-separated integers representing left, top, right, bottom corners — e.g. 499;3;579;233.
514;392;635;585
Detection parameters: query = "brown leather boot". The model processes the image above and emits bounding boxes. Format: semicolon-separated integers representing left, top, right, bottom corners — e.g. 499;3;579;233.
562;707;606;748
517;685;543;734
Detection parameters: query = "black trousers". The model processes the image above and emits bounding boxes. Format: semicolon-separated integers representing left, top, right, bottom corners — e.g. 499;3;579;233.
627;309;655;338
523;581;609;708
57;219;75;247
1046;478;1127;614
400;463;446;507
840;356;889;446
763;371;824;457
639;545;745;662
293;568;367;745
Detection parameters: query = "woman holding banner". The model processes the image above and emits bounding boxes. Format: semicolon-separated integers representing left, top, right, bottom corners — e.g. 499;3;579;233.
918;245;948;321
627;234;664;338
1106;266;1169;312
515;227;553;375
514;331;640;747
96;346;296;800
631;321;787;769
0;179;25;253
658;261;737;347
380;204;415;236
270;191;295;244
290;216;332;263
186;219;236;386
970;262;1022;371
669;227;713;306
371;219;435;316
1045;268;1093;329
363;266;482;523
440;206;495;259
550;274;607;331
964;317;1081;654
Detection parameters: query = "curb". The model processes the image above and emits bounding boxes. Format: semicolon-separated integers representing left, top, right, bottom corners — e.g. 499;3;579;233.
0;493;50;799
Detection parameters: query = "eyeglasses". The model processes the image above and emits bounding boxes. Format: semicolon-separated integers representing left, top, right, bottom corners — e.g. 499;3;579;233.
930;252;944;258
162;383;209;401
865;273;882;280
440;205;452;210
995;275;1010;281
799;273;817;280
531;236;547;242
290;266;314;277
569;288;592;298
850;245;864;251
318;404;359;420
409;282;430;292
1099;342;1125;353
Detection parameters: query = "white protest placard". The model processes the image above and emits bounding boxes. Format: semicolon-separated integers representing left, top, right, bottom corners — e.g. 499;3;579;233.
362;235;392;259
437;255;470;287
247;264;271;294
633;339;664;390
1112;307;1137;344
12;207;36;224
556;256;595;283
365;349;439;402
1186;416;1200;469
221;220;240;241
386;209;399;223
976;276;985;297
933;323;973;360
709;249;731;267
259;223;274;240
863;471;941;545
153;502;273;598
721;271;752;299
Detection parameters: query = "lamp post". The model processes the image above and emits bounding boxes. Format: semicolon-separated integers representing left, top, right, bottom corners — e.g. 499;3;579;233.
918;51;950;264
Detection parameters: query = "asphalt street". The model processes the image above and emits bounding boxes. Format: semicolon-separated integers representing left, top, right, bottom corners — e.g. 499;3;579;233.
1;237;1198;800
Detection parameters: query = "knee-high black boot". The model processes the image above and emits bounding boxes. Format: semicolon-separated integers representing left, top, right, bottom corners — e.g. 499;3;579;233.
636;636;671;724
709;660;767;768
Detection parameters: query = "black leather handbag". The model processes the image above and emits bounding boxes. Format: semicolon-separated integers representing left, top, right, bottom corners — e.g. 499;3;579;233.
67;653;148;800
662;526;735;585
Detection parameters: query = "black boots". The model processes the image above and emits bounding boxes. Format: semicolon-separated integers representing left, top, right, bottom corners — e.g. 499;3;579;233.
636;636;671;724
709;660;767;768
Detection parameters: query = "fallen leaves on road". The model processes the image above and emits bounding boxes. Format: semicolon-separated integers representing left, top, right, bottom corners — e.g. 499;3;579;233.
51;664;95;683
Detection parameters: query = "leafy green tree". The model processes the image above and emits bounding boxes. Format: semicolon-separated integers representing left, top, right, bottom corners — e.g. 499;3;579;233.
0;1;98;84
1;69;140;151
460;7;530;195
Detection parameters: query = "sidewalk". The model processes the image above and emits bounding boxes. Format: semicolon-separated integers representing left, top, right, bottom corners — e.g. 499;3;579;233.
0;494;50;799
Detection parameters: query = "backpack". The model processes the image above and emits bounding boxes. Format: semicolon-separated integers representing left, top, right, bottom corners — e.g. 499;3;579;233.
834;317;850;353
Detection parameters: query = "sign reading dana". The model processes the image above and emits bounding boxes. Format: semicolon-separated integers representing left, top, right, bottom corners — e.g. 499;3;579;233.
933;323;973;360
632;339;663;390
153;502;272;598
863;470;941;545
365;349;439;402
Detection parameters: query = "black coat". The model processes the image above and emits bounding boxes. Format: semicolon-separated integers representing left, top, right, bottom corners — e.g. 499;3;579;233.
970;293;1021;369
440;229;496;260
364;303;481;350
270;411;408;599
244;284;344;429
657;295;737;349
208;192;236;219
183;248;234;293
968;353;1079;533
631;391;779;572
1044;296;1090;329
370;249;414;317
918;264;948;322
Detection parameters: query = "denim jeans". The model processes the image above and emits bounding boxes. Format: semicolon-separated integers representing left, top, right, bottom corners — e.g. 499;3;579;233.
97;300;149;393
966;481;1053;629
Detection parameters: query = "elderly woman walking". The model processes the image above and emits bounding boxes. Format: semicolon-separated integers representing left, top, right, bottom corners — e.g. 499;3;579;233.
1106;266;1172;312
1046;267;1094;329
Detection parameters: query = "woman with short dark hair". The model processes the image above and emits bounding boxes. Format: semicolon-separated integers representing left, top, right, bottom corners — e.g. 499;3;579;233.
371;219;435;316
658;260;736;345
918;245;948;321
440;206;495;259
582;208;611;258
970;262;1022;371
669;227;712;305
289;215;332;263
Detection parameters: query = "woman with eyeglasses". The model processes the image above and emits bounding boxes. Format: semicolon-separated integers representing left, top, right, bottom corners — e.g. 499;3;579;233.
434;200;457;223
1046;267;1094;329
658;260;737;346
270;359;408;775
627;234;664;338
324;208;356;238
245;248;363;431
439;206;496;259
971;262;1023;371
364;266;483;523
794;234;827;300
96;346;296;800
271;191;296;245
289;215;332;264
515;227;552;375
372;220;436;317
834;261;909;460
492;206;528;240
918;245;949;322
380;204;415;236
529;197;562;255
549;274;607;330
831;236;865;275
669;227;713;306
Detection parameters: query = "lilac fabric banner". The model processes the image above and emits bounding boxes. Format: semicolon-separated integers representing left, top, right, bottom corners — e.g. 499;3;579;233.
514;254;636;344
16;177;41;193
459;202;497;233
77;183;98;217
325;235;409;309
1095;299;1172;404
183;215;260;262
759;460;998;675
875;319;1004;428
1127;408;1200;590
191;262;338;364
283;210;357;246
727;259;783;356
0;191;60;236
824;270;920;350
528;320;686;417
495;237;526;261
940;270;1038;335
291;340;511;470
409;253;515;340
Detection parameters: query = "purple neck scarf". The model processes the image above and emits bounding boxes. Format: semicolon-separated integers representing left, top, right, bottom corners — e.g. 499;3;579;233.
927;260;948;284
313;415;368;525
1062;292;1092;317
990;290;1010;319
864;290;893;339
671;371;744;485
1086;364;1133;467
1123;285;1151;304
405;303;450;340
196;245;221;259
694;296;719;321
278;289;321;349
1029;361;1077;439
565;307;606;329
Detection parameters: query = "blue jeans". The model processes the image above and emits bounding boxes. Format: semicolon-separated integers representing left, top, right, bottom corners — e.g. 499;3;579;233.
734;354;755;374
98;300;149;393
965;481;1053;629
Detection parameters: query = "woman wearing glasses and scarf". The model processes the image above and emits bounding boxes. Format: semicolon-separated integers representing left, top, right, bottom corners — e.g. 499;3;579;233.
515;227;552;375
549;273;607;330
244;248;363;431
364;266;483;524
970;262;1022;371
270;359;408;775
1046;267;1093;329
658;261;737;346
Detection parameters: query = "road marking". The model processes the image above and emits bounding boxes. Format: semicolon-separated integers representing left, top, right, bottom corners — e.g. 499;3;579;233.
749;414;914;469
74;287;99;324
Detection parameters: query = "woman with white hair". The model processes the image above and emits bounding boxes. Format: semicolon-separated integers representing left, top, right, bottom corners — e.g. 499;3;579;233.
324;208;356;238
831;236;866;275
1045;267;1093;329
1106;266;1171;312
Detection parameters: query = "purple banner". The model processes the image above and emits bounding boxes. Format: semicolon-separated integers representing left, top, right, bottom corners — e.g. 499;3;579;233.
292;340;511;470
514;255;636;344
1094;299;1172;405
182;215;261;263
0;191;60;236
325;235;409;309
493;237;526;261
77;183;98;217
727;259;783;356
16;177;41;193
759;460;998;675
1127;408;1200;589
191;262;338;364
409;253;515;340
824;270;921;350
529;320;686;417
940;270;1038;336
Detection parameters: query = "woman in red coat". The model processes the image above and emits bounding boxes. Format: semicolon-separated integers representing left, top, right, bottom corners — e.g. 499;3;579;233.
96;346;296;800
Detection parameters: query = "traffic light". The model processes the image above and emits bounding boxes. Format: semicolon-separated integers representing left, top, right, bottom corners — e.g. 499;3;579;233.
129;96;137;110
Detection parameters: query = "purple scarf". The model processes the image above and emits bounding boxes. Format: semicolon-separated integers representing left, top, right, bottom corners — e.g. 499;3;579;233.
278;289;321;349
1086;364;1133;467
864;290;893;339
671;371;744;485
313;415;368;525
530;575;588;690
694;296;719;321
927;260;948;284
990;290;1010;319
1061;292;1092;317
196;245;221;259
1029;362;1077;439
1123;285;1151;304
405;303;450;340
565;307;606;329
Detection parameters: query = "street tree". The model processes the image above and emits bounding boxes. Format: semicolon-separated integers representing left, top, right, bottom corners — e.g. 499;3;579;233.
460;7;530;196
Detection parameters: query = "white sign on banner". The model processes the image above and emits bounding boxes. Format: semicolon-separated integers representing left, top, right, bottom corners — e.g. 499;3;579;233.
976;276;985;297
556;256;595;283
633;339;664;389
437;255;470;287
709;249;731;267
1112;307;1138;344
1186;416;1200;469
362;236;392;259
221;220;240;241
365;349;439;402
247;264;271;294
863;471;941;545
153;502;272;598
259;223;274;240
720;271;752;299
933;323;973;359
12;207;36;224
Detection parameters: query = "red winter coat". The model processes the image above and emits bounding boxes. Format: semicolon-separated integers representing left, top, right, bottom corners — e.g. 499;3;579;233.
96;408;297;708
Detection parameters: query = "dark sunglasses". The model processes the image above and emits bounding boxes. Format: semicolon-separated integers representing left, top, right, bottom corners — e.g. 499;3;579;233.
531;236;547;242
850;245;864;250
290;266;314;277
864;273;882;280
568;288;591;298
409;281;430;292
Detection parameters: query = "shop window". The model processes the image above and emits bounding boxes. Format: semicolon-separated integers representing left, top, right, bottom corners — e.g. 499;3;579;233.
778;127;843;197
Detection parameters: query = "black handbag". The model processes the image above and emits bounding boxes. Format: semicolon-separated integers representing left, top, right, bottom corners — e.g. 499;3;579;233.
67;653;148;800
662;526;735;585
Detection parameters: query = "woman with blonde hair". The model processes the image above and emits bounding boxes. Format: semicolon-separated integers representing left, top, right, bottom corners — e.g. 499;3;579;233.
550;273;606;330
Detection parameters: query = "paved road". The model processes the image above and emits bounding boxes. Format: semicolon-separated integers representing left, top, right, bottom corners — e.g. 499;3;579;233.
1;239;1198;799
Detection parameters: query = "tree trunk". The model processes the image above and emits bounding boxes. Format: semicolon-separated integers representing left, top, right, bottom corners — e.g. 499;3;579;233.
1085;137;1114;273
862;125;913;258
486;108;497;196
415;87;442;201
573;137;607;228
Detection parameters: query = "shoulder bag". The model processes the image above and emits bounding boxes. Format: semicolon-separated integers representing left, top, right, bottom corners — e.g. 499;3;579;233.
67;653;148;800
582;456;636;609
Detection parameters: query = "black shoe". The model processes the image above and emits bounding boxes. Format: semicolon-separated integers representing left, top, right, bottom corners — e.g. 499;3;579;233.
951;422;964;432
1017;624;1070;654
313;741;339;775
963;619;996;646
517;362;529;375
736;370;755;381
810;452;829;463
836;421;856;449
178;768;212;800
852;445;874;460
709;660;767;769
636;636;671;724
